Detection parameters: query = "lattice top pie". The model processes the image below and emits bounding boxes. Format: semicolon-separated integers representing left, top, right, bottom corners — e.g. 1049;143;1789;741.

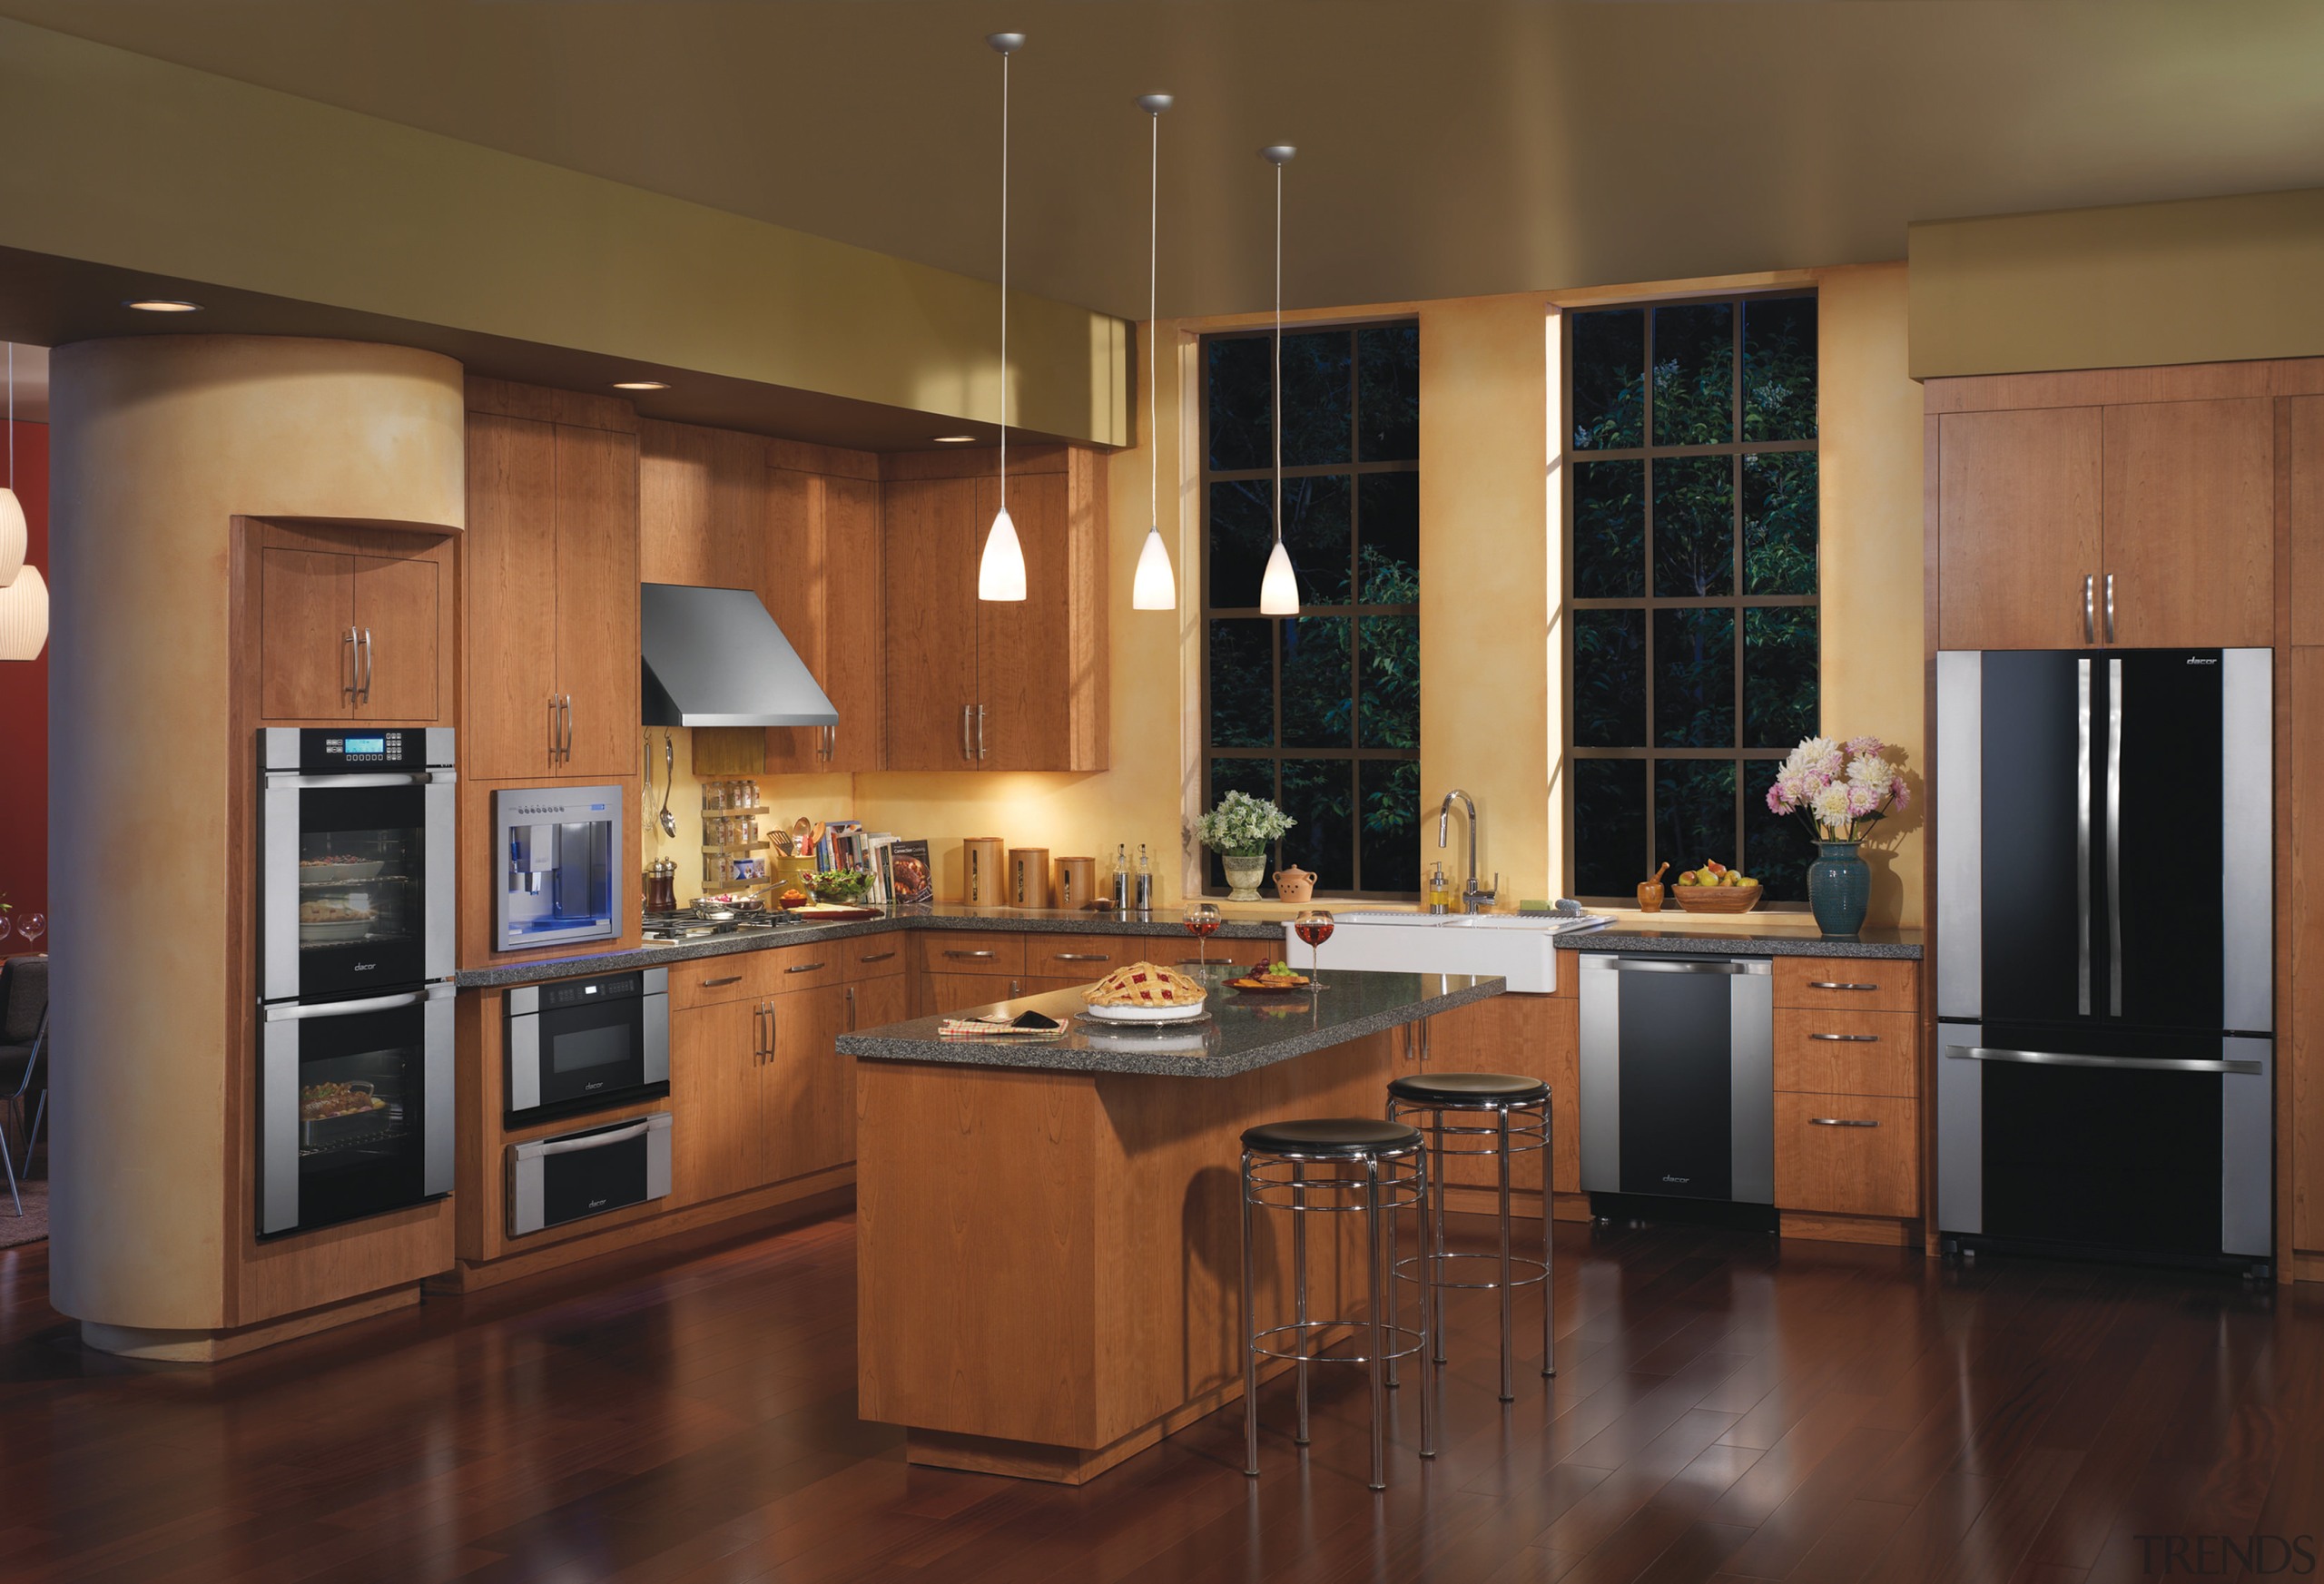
1084;961;1206;1008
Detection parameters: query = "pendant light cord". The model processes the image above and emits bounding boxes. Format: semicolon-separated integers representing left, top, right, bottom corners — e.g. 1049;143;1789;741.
6;343;13;488
999;47;1009;509
1148;108;1159;535
1272;159;1283;553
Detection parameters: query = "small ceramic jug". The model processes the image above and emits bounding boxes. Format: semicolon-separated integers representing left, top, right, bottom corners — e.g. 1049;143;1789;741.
1274;866;1316;903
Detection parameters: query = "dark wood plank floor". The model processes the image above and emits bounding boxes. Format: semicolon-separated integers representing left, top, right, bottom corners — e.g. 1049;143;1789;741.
0;1211;2314;1583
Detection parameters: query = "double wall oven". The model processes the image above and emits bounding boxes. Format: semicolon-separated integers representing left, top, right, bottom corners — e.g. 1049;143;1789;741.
258;728;456;1237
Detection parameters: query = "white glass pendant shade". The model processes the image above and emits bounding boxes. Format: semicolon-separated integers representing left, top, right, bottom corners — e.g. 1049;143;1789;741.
0;487;22;586
0;563;47;660
979;506;1027;602
1259;539;1300;615
1131;525;1177;610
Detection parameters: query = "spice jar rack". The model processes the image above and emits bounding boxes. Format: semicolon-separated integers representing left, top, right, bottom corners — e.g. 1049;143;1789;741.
701;778;772;890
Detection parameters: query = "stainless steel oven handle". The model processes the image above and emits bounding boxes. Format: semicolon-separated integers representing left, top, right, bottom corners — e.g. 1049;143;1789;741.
1593;956;1772;977
1808;1117;1877;1127
1945;1043;2262;1076
528;1118;655;1156
263;984;452;1021
1808;1032;1879;1042
2107;656;2122;1018
2077;655;2093;1017
263;771;440;790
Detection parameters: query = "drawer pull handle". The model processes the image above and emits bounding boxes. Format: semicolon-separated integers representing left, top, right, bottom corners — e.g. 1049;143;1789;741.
858;950;898;964
943;949;998;959
1806;981;1879;992
701;975;743;988
1054;952;1112;962
786;962;828;974
1808;1117;1878;1127
1808;1033;1880;1043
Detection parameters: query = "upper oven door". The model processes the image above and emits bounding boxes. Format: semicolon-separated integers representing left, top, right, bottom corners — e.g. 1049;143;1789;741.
263;753;455;1003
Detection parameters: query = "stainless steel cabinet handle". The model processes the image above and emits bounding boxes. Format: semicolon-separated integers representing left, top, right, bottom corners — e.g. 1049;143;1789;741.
1054;952;1112;962
1805;981;1878;992
1009;978;1020;996
1419;1017;1433;1064
943;949;998;959
1945;1043;2262;1076
2083;574;2095;644
1808;1117;1877;1127
977;703;989;761
858;950;897;964
549;695;559;762
359;627;374;703
344;629;359;703
961;703;974;762
2076;655;2093;1016
786;961;827;974
2103;572;2116;644
2106;655;2122;1018
1808;1032;1879;1042
561;695;574;761
846;984;856;1031
701;974;743;988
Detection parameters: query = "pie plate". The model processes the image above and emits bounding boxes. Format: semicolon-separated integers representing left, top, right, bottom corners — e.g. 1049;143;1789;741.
1227;978;1311;994
1081;999;1209;1023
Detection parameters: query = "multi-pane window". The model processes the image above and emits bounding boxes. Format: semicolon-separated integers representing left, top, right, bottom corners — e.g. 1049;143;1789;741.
1566;294;1819;903
1202;322;1421;898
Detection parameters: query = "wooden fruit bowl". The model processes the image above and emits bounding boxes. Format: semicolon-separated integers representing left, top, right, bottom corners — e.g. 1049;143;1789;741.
1670;884;1763;914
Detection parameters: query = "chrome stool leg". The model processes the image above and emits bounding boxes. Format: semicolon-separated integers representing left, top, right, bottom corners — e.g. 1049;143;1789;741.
1241;1149;1261;1477
1415;1142;1437;1461
1291;1160;1310;1446
1430;1118;1449;1365
1365;1156;1387;1491
1496;1105;1515;1402
1384;1099;1401;1390
1543;1096;1557;1378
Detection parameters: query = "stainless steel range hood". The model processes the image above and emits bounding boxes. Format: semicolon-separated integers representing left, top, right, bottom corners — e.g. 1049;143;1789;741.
639;583;839;728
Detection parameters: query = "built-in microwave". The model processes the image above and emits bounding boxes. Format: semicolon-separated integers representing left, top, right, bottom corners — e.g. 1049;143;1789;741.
505;967;668;1125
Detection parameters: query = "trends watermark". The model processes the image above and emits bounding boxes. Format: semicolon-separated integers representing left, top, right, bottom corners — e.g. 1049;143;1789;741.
2133;1534;2318;1575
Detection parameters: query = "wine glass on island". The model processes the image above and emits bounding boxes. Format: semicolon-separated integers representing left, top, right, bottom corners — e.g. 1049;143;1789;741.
1293;909;1334;991
1181;901;1221;977
15;913;42;951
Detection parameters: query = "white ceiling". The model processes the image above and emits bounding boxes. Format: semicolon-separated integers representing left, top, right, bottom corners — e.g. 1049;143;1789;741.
1;2;2321;320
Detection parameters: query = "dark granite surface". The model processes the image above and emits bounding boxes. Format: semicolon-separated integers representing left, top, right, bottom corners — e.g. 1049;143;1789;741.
453;904;1286;989
836;970;1505;1077
1562;920;1922;959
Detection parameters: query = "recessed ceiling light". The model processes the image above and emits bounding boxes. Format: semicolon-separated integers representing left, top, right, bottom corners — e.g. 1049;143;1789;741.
933;435;979;444
123;299;201;313
613;379;668;391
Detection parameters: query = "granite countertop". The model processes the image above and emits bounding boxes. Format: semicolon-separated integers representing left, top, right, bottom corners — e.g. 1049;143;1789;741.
453;903;1286;989
837;969;1505;1077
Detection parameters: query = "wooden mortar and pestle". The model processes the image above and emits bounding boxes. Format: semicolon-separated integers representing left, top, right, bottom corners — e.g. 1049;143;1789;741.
1636;862;1669;912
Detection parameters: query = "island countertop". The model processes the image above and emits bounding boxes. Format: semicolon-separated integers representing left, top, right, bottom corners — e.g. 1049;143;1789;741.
838;969;1505;1077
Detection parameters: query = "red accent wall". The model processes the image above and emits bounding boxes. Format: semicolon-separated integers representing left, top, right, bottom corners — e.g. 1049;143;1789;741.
0;421;48;951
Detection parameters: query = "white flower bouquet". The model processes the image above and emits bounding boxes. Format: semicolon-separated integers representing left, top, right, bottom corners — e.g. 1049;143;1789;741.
1765;735;1910;841
1195;791;1295;857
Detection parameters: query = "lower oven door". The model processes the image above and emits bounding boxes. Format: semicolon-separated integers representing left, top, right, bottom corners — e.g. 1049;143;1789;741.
507;1112;673;1236
260;982;455;1236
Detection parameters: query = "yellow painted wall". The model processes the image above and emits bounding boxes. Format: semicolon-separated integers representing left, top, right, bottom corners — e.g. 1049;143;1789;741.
1910;186;2324;379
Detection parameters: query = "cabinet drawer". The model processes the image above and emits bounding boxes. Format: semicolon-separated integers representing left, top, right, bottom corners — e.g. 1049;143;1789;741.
1772;1009;1920;1097
842;937;907;981
1147;933;1281;970
1773;958;1919;1014
921;931;1024;974
1773;1092;1919;1218
757;943;843;997
1023;933;1134;978
668;956;761;1011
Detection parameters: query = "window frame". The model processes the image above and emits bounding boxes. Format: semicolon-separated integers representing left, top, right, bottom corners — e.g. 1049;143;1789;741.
1562;290;1820;908
1198;319;1422;900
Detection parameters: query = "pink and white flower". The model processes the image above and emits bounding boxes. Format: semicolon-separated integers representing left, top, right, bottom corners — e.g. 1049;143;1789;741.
1763;733;1913;840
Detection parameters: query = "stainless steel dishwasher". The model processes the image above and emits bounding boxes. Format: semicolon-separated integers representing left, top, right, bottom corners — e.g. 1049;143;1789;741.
1578;955;1774;1205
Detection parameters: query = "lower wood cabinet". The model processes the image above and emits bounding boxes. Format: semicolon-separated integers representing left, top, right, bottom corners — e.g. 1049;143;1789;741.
669;983;852;1205
923;973;1022;1016
1403;992;1581;1200
765;986;851;1182
1772;1092;1920;1219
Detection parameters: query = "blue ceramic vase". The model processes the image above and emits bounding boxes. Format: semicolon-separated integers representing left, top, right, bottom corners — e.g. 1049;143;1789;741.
1807;840;1871;937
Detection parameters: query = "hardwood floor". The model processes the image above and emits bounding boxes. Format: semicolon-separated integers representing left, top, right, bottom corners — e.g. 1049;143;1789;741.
0;1211;2314;1582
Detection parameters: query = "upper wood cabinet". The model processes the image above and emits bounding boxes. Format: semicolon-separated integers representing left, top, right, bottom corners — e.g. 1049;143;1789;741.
881;446;1108;772
464;380;640;783
1930;376;2277;651
255;529;450;724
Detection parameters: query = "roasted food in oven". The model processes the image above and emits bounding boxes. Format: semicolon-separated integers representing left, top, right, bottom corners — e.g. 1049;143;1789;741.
300;900;374;923
300;1081;386;1121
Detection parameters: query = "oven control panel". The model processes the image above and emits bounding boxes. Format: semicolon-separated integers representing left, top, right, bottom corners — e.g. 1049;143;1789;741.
266;725;452;774
537;972;643;1010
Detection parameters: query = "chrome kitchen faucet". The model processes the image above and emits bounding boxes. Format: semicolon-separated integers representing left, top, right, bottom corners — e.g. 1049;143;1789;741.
1437;789;1498;912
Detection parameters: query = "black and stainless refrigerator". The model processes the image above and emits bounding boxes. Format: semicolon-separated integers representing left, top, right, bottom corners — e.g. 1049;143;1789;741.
1935;649;2271;1274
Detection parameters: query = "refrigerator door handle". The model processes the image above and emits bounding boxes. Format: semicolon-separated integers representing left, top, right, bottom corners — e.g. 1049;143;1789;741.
2076;657;2093;1017
2106;657;2122;1018
1944;1043;2262;1076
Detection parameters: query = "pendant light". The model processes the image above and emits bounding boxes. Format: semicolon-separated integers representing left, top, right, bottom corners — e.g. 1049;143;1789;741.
0;344;44;664
1257;145;1301;616
1129;93;1177;612
977;31;1029;603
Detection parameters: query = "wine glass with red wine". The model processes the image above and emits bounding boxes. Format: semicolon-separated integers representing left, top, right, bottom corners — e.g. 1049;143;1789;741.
1182;901;1221;976
1293;909;1334;990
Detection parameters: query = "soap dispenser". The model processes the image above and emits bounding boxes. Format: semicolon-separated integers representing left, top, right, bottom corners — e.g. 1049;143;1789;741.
1426;860;1452;915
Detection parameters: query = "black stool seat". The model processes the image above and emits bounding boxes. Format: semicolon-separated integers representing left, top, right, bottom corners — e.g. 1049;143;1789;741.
1388;1071;1550;1107
1243;1117;1423;1156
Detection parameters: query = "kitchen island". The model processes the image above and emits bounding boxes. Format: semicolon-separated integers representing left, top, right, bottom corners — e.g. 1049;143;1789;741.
841;970;1503;1484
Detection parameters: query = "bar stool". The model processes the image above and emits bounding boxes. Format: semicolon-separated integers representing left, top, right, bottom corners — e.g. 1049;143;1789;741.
1239;1117;1435;1491
1386;1073;1554;1401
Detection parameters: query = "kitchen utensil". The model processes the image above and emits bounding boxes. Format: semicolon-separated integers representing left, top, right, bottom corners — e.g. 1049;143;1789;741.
1638;862;1669;912
963;838;1005;906
1009;847;1051;909
658;735;676;838
772;831;793;858
1669;883;1762;914
793;817;814;855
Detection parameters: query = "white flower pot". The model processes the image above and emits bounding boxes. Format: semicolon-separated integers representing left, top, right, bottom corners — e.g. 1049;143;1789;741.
1220;854;1266;902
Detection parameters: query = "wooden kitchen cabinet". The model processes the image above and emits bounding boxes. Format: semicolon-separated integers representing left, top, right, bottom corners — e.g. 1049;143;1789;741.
1413;993;1582;1201
258;539;446;723
639;418;766;591
764;460;885;772
880;446;1107;772
923;973;1022;1017
464;381;640;782
2100;398;2274;648
764;985;852;1182
1772;1092;1920;1219
669;999;762;1207
1935;406;2102;650
847;971;910;1038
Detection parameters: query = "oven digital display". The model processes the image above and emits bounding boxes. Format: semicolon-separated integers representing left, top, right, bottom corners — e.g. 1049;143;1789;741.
344;736;388;756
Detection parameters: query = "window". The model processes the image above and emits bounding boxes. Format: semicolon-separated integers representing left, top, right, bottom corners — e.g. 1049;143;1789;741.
1565;293;1818;903
1201;321;1421;898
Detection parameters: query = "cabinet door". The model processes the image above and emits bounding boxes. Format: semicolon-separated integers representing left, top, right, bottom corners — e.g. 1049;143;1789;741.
881;477;980;769
554;422;640;782
639;419;766;591
821;474;885;771
848;972;910;1037
669;999;763;1206
351;554;439;722
2102;398;2274;648
466;412;562;779
975;470;1070;769
763;467;830;771
1420;994;1580;1198
924;972;1022;1017
763;985;852;1183
1772;1092;1919;1217
1936;407;2102;650
260;547;353;719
